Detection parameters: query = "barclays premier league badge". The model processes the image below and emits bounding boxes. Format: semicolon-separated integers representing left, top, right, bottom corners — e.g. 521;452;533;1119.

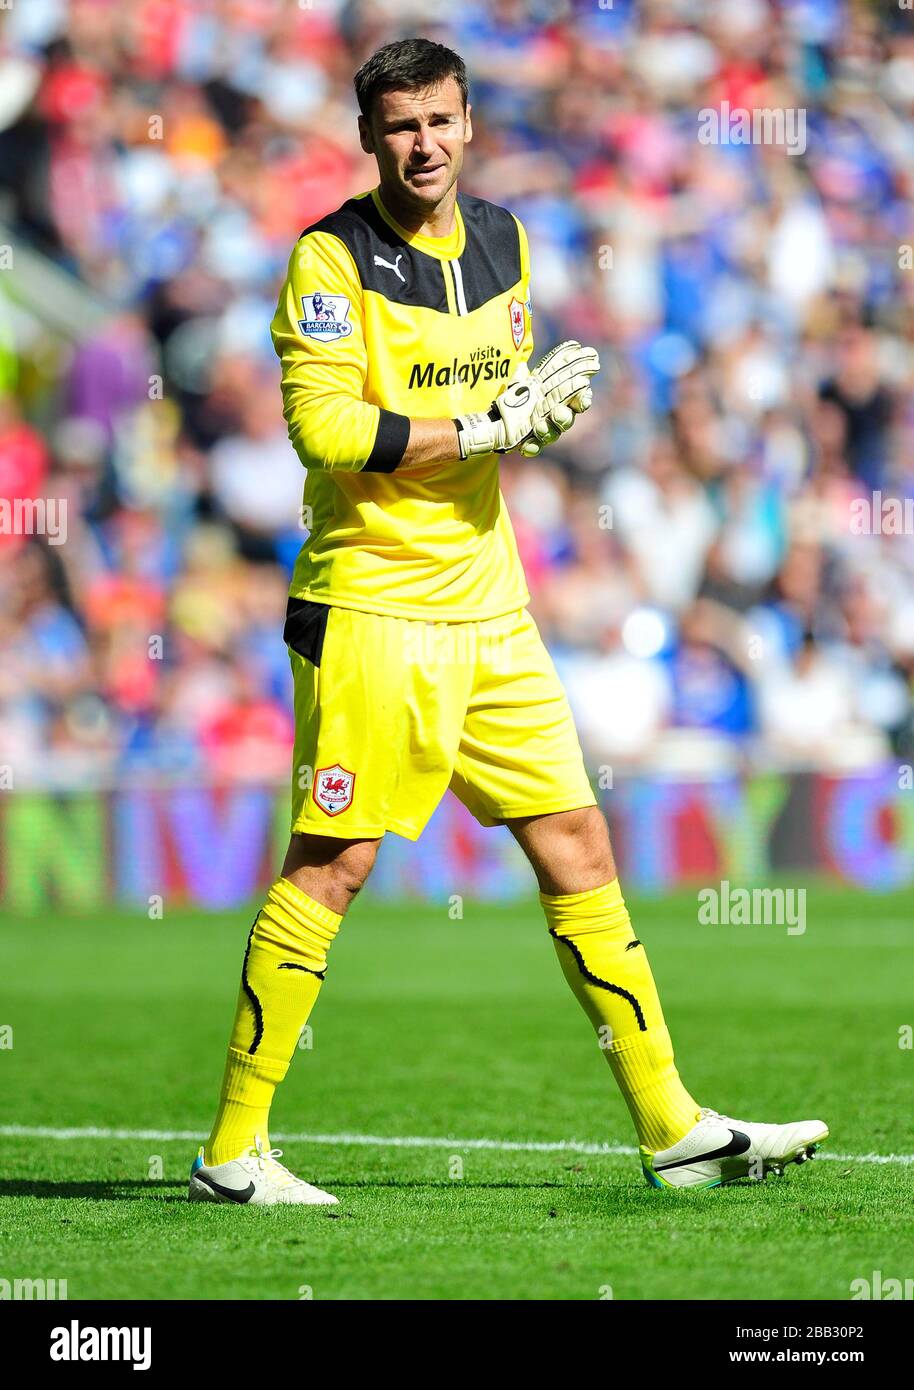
298;293;353;341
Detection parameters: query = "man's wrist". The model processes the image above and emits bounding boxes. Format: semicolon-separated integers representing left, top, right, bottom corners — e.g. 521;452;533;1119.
454;407;500;460
397;417;462;469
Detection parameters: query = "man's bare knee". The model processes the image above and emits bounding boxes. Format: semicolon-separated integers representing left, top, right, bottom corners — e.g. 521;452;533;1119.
507;806;615;896
281;834;379;915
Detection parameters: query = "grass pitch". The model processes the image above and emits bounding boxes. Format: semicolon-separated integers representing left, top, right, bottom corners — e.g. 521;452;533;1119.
1;886;912;1300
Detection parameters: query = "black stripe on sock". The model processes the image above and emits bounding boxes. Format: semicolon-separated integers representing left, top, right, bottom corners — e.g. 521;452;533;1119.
277;962;326;979
241;913;265;1055
550;927;647;1031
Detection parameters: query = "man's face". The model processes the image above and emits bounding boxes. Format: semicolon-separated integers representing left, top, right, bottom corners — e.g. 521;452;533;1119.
359;78;472;211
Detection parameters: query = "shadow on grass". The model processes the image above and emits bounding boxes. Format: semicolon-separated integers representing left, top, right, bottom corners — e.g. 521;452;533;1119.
0;1177;620;1202
0;1180;187;1201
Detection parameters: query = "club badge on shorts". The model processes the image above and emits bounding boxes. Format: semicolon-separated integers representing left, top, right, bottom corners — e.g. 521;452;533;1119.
313;764;355;816
508;296;525;349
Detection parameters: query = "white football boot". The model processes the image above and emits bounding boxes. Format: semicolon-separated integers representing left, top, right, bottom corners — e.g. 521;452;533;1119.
641;1107;828;1190
188;1135;339;1206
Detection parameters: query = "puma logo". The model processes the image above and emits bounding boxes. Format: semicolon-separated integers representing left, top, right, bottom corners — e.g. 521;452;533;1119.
373;253;405;283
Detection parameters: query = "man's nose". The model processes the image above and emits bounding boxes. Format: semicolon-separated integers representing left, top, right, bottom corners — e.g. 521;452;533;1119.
413;126;438;158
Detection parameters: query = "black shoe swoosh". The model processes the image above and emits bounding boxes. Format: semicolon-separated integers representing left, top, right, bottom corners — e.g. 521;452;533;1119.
195;1173;256;1203
654;1128;752;1173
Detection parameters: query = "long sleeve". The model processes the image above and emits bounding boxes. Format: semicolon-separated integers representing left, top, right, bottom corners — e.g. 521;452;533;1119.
270;230;410;473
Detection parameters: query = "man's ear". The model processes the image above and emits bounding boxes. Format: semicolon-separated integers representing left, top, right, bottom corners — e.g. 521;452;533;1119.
464;103;473;145
357;114;374;156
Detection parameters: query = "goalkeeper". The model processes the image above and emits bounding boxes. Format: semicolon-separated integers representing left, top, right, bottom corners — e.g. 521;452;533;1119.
189;38;827;1204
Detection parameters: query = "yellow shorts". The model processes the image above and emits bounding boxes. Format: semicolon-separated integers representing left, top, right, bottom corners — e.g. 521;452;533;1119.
286;601;596;841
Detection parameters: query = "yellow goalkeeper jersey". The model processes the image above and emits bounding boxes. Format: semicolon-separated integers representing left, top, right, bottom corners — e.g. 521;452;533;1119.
270;186;534;621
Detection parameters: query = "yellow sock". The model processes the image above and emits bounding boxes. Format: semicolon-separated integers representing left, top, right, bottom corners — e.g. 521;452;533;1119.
542;879;700;1151
205;878;341;1165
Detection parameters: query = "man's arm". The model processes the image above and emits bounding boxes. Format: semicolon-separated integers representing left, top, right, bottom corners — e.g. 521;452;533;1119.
400;418;460;468
271;231;413;474
347;350;599;472
271;229;597;475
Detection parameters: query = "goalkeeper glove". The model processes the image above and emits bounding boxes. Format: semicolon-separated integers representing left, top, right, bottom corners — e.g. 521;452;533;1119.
454;340;599;460
521;339;599;457
454;361;544;459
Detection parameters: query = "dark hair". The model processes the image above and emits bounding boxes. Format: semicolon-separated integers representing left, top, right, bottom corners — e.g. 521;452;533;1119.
354;38;467;121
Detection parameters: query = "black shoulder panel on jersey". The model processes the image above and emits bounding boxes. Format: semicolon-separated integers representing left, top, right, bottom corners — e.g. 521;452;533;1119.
300;193;522;315
455;194;522;313
301;197;448;312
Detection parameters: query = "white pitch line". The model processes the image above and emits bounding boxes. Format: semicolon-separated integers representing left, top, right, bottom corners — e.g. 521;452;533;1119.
0;1125;911;1166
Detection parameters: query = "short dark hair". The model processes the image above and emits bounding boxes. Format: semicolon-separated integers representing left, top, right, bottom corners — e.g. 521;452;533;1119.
354;38;468;121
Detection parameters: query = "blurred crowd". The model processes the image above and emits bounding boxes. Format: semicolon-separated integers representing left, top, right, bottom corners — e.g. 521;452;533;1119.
1;0;913;787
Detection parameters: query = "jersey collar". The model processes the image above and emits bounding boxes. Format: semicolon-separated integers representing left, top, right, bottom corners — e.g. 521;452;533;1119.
370;187;466;261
